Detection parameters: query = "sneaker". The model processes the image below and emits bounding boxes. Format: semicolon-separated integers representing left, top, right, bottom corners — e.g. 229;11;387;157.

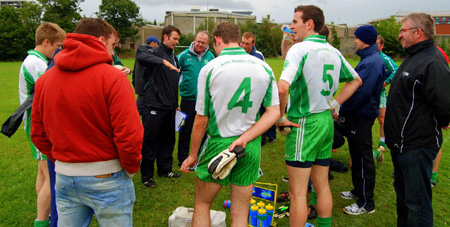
276;191;290;202
340;191;357;200
307;205;317;219
282;177;289;182
431;180;436;188
143;178;156;188
159;171;182;178
343;203;375;215
268;137;276;143
373;146;386;163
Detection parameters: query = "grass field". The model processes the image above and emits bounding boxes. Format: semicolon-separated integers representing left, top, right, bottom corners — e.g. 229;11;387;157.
1;58;449;226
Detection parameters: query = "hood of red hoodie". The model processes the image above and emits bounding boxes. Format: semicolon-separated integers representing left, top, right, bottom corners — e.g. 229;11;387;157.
55;33;113;71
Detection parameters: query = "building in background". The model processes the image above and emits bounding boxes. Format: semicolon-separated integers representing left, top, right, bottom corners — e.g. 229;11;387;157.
164;7;256;35
0;0;27;8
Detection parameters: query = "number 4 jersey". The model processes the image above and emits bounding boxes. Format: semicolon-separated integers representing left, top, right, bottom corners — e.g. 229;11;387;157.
197;47;279;138
280;35;358;118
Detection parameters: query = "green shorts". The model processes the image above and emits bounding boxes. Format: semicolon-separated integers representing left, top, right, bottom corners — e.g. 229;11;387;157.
285;111;333;162
25;114;47;160
195;136;261;186
379;88;387;108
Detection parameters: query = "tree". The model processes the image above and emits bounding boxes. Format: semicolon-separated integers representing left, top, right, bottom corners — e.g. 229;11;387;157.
19;1;43;53
255;15;282;58
372;16;404;58
0;6;29;60
38;0;84;33
97;0;145;43
330;22;340;50
197;18;218;55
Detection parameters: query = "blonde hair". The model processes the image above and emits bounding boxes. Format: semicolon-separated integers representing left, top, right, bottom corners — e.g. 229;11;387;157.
35;22;66;45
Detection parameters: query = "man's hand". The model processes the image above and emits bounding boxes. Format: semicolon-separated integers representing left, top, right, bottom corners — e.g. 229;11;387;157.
180;155;197;173
162;59;180;72
121;67;131;76
229;138;247;152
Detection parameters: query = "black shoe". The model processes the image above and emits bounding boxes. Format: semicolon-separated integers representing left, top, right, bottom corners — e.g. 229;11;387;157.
143;178;156;188
268;137;276;143
159;171;182;178
276;191;290;202
307;205;318;219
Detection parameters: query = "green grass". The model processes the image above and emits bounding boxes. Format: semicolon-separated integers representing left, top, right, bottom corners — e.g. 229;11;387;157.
1;59;449;226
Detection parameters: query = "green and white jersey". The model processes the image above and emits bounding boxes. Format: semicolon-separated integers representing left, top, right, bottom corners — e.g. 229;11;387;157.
197;47;279;138
280;35;358;118
19;50;48;125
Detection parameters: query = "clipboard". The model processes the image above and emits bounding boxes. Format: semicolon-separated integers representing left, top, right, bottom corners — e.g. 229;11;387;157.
175;110;187;132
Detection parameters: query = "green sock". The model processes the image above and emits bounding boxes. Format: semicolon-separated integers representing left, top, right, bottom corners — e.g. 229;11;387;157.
373;149;380;158
311;186;317;206
34;220;49;227
379;140;386;147
431;172;438;183
317;216;332;227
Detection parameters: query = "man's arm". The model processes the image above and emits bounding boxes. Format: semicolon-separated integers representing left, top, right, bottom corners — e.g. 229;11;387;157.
180;114;208;172
424;62;450;127
281;34;291;59
136;46;180;72
109;75;143;174
333;76;362;112
229;105;280;150
30;80;54;161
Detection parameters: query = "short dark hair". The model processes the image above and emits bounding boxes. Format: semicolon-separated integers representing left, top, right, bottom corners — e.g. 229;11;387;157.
75;18;116;39
294;5;324;33
162;25;181;42
212;21;241;44
320;25;329;40
377;35;385;45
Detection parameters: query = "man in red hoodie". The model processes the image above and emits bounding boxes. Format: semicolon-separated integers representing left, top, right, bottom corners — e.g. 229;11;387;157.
31;18;143;227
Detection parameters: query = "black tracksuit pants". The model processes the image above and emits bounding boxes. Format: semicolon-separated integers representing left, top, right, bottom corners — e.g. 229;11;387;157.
341;116;376;211
141;107;176;182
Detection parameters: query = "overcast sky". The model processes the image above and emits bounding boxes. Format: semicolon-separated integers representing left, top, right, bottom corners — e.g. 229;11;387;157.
80;0;449;26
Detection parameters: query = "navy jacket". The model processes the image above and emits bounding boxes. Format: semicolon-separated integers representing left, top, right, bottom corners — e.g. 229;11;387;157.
340;44;386;118
249;46;264;61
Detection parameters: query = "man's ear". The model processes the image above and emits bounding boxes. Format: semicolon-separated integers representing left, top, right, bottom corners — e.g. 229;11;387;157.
163;34;169;42
42;38;50;46
98;36;106;44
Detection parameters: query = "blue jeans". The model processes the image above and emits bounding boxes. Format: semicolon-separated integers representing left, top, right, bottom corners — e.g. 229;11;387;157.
391;148;438;227
55;170;135;227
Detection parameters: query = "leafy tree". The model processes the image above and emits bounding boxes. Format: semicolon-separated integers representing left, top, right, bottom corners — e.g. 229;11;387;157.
372;16;404;58
197;18;218;55
19;1;43;53
330;22;340;50
439;38;449;56
38;0;84;33
97;0;145;43
0;6;29;60
255;15;282;58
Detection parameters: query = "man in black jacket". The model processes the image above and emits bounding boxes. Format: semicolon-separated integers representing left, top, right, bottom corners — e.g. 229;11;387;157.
132;36;160;115
385;13;450;227
136;25;182;188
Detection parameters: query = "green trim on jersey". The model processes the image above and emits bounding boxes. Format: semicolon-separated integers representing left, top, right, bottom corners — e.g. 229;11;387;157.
303;35;327;43
219;47;247;56
27;50;48;64
338;55;356;82
262;65;274;107
291;53;311;116
204;69;221;137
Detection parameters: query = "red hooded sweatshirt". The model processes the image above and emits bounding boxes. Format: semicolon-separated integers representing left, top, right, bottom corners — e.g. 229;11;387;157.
31;33;143;175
